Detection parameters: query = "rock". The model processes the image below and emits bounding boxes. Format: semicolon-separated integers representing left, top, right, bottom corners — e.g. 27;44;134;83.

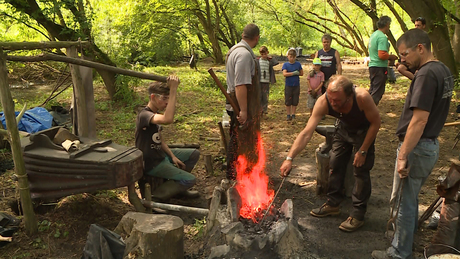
207;244;230;259
268;220;288;244
232;233;254;249
275;221;304;259
280;199;293;220
114;212;184;259
221;221;244;244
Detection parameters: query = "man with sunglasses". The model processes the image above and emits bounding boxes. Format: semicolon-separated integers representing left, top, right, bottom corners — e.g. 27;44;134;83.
280;75;381;232
372;29;453;259
135;76;200;202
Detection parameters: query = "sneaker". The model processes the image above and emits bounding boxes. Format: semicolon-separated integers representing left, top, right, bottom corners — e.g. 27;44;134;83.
310;203;341;217
287;115;291;121
339;217;364;232
371;250;392;259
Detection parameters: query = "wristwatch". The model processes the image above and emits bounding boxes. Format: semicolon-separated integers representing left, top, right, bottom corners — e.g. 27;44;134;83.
360;150;367;156
286;156;293;161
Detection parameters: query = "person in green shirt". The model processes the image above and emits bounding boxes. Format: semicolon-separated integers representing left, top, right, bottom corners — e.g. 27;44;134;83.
368;16;398;105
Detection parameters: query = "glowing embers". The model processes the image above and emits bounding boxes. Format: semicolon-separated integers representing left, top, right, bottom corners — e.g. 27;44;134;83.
234;133;275;223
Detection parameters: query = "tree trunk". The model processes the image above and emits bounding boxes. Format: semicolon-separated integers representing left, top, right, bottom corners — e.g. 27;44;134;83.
5;0;120;99
0;49;37;235
394;0;458;76
453;0;460;64
114;212;184;259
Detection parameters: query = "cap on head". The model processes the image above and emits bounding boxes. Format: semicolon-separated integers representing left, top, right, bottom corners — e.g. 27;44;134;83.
313;58;322;65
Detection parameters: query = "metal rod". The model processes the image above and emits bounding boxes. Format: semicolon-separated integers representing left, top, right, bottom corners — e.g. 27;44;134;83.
141;200;209;215
259;176;286;225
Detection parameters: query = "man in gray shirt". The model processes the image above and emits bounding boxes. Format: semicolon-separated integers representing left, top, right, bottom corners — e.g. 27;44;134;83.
372;29;453;259
225;23;260;180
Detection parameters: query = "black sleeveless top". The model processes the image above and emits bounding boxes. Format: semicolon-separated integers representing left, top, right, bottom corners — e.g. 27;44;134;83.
317;48;337;81
326;87;370;133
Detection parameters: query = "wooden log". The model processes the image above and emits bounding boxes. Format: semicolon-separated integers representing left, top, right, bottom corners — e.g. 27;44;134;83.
444;121;460;127
140;200;209;215
127;183;146;213
0;49;37;234
0;41;91;50
67;46;89;137
217;122;228;154
206;186;223;234
315;148;329;195
114;212;184;259
167;143;200;149
315;146;353;197
145;183;152;214
0;235;12;242
6;53;167;82
205;154;214;175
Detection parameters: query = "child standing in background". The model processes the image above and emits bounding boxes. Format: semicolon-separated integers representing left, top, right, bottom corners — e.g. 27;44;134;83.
258;46;278;116
282;48;303;123
307;58;325;114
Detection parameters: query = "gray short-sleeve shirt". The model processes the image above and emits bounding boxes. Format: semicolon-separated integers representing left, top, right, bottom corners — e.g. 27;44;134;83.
225;40;256;110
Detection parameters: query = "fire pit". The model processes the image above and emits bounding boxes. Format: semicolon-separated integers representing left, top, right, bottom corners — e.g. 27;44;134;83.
205;135;303;259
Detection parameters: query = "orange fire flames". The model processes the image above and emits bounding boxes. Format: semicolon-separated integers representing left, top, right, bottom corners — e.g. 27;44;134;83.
235;133;274;223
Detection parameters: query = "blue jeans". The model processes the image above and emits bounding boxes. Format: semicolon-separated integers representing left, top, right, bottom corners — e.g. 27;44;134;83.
388;139;439;259
145;148;198;188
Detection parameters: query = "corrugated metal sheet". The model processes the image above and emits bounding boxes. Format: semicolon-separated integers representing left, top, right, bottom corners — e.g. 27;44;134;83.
21;127;143;200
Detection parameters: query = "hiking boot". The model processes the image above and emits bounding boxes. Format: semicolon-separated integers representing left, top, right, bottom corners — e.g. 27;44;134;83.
339;217;364;232
177;190;200;199
310;203;340;217
371;250;392;259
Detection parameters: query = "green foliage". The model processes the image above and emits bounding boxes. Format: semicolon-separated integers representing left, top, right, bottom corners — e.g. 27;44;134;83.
37;220;69;239
188;217;206;239
113;75;139;104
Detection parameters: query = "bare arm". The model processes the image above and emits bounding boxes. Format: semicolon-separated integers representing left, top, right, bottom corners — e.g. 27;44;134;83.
314;51;318;58
283;69;297;77
299;68;304;76
335;51;342;75
352;89;381;167
397;108;429;177
151;76;179;125
357;88;381;153
280;95;328;176
397;65;414;80
160;134;185;169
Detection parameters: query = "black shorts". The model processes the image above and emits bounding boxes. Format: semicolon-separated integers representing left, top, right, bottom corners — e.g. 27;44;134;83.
285;85;300;106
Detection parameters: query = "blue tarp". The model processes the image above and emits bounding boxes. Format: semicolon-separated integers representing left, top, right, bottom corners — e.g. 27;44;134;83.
0;107;53;134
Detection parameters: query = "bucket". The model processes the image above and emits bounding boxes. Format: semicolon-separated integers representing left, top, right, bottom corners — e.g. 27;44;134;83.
424;244;460;259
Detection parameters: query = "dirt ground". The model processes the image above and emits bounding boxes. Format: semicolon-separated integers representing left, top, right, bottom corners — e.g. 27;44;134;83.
0;62;459;259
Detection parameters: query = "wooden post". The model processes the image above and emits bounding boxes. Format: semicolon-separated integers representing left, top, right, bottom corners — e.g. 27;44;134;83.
145;183;152;214
67;46;89;137
0;48;37;235
204;154;213;175
217;122;227;154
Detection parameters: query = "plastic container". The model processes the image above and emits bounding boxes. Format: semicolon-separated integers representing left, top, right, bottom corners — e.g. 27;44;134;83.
222;110;230;127
425;244;460;259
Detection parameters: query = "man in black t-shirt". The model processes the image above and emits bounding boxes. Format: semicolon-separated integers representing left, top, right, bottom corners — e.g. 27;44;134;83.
372;29;453;259
135;76;200;202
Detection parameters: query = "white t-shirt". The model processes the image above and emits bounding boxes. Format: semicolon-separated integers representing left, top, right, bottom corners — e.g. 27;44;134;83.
259;58;270;83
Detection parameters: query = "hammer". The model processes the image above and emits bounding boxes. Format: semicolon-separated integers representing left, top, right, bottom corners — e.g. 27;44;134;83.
208;68;249;130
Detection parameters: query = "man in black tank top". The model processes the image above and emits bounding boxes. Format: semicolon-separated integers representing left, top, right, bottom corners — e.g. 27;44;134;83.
315;34;342;93
280;75;381;232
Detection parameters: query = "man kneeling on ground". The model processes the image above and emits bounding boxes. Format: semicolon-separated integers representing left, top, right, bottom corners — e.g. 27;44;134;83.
135;75;200;202
280;75;381;232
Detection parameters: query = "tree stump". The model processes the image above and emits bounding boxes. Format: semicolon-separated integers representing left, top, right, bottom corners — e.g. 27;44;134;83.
114;212;184;259
315;147;353;197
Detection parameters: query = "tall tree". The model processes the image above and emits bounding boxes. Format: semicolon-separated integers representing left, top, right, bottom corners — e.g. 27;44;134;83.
393;0;458;76
4;0;118;98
